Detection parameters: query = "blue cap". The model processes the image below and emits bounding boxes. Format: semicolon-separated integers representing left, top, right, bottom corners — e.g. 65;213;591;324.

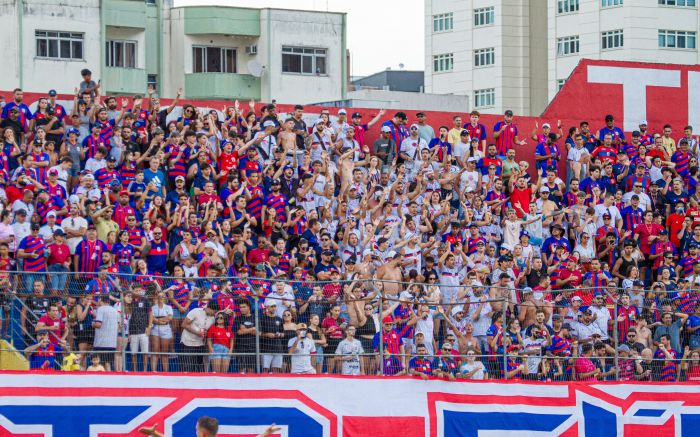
67;128;79;136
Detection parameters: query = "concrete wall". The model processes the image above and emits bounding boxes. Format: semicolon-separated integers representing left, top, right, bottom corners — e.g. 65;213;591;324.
345;88;469;112
0;0;101;94
261;9;345;104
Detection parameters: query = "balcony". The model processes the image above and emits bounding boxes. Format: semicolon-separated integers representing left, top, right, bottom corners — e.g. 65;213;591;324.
185;73;261;100
102;67;146;95
183;6;260;36
103;0;147;28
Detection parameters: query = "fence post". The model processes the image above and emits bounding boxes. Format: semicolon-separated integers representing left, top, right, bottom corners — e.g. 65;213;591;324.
378;290;384;376
254;294;261;374
613;298;619;381
502;295;507;380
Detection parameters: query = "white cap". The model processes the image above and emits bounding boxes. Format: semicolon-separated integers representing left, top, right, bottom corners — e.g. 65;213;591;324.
387;250;397;258
47;211;56;218
204;241;217;250
338;108;347;115
69;195;80;205
410;123;420;130
572;296;583;302
381;126;391;133
539;186;550;193
465;186;475;193
639;120;648;126
83;173;95;180
263;120;275;128
315;118;325;125
451;306;465;316
363;248;373;257
399;291;414;301
542;123;551;129
467;156;477;163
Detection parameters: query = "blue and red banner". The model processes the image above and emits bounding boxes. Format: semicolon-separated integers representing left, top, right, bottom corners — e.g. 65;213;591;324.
0;373;698;436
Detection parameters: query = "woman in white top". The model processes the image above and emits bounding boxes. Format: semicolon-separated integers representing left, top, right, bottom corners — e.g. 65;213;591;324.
458;349;487;380
149;291;174;372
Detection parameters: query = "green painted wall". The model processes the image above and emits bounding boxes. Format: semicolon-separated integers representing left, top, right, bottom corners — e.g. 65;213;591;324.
185;73;260;100
183;7;260;36
104;0;146;29
103;67;147;94
145;4;159;75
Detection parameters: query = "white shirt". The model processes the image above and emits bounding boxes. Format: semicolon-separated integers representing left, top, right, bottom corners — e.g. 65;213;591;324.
49;165;69;191
335;338;364;375
453;141;471;162
62;215;88;253
459;170;480;192
84;158;106;174
288;336;316;374
588;304;611;341
621;191;651;210
594;204;621;228
264;292;296;318
181;307;214;347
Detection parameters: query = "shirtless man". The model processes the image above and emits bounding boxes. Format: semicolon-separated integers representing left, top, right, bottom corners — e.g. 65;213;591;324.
278;118;298;158
376;251;404;297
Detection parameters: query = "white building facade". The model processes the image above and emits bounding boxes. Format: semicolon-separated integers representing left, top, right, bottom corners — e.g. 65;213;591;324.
425;0;700;116
0;0;347;104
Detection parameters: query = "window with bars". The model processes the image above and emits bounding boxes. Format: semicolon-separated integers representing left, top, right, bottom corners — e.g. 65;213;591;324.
602;29;624;49
433;13;454;32
557;35;580;56
658;0;696;5
658;30;697;48
147;74;158;93
282;47;327;75
35;31;83;60
474;88;495;108
602;0;623;7
106;40;137;68
474;48;495;67
192;46;237;73
558;0;580;13
474;7;495;26
433;53;454;72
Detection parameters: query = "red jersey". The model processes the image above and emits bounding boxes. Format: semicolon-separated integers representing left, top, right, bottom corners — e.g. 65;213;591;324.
207;325;233;347
37;315;65;345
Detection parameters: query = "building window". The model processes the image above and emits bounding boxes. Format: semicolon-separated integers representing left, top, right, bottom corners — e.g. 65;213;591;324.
659;30;697;48
558;0;580;13
557;79;567;90
557;35;580;56
106;40;137;68
474;88;495;108
433;13;454;32
35;31;83;60
474;48;495;67
433;53;454;72
602;29;624;49
145;0;156;5
282;47;327;75
474;7;495;26
147;74;158;92
602;0;623;6
193;46;237;73
658;0;694;5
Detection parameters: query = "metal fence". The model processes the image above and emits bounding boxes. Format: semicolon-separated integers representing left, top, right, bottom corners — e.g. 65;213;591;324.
1;271;698;382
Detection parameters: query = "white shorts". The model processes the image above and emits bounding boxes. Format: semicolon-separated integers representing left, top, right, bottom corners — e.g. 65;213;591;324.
262;354;283;370
129;334;149;354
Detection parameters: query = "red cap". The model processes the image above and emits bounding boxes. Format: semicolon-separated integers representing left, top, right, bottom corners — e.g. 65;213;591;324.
507;345;520;353
382;316;394;324
119;189;129;196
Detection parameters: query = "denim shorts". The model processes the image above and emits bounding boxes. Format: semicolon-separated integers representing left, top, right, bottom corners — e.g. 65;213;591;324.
211;343;230;359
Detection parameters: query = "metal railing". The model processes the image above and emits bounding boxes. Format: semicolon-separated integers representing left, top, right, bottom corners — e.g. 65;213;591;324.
0;272;698;382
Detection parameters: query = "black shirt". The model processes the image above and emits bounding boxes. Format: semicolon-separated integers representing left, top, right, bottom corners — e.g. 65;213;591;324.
128;298;150;335
233;314;257;352
259;314;284;353
292;118;307;149
24;295;50;336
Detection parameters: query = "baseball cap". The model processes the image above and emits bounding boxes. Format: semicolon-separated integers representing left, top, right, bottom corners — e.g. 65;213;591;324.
460;129;469;136
351;112;361;118
605;114;614;121
617;344;630;353
387;250;397;258
119;189;129;196
322;249;333;256
542;123;551;129
382;316;394;324
204;241;217;250
572;296;583;302
539;186;550;193
451;306;464;316
338;108;347;115
632;130;641;137
262;120;275;128
30;223;40;230
47;211;56;218
48;168;58;176
271;178;281;185
48;89;57;97
659;229;669;235
53;228;65;237
381;126;391;133
255;263;266;271
520;230;530;237
504;109;514;116
639;120;648;126
83;173;95;180
467;156;477;162
410;123;420;130
106;156;117;162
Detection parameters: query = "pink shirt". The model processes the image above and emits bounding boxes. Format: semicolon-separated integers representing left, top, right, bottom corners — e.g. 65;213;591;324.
575;357;596;381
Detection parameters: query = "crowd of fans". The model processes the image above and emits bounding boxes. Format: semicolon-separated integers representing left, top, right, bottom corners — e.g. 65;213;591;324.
2;68;700;381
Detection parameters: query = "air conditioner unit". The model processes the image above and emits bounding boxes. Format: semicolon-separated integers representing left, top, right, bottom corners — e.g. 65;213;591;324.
246;45;258;55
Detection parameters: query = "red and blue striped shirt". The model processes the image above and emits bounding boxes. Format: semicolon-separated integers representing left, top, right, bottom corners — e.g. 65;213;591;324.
18;235;46;272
